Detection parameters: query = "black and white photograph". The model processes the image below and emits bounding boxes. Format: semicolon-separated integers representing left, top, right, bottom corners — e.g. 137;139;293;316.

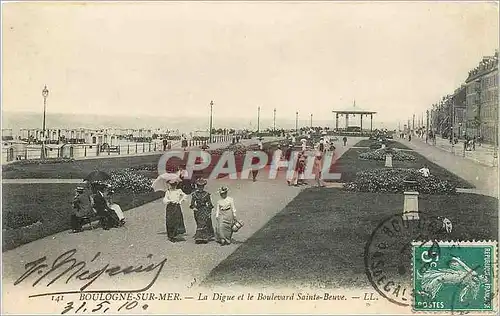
1;1;499;314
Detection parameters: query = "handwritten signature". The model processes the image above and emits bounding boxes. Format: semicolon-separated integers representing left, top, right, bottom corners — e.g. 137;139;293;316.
14;249;167;294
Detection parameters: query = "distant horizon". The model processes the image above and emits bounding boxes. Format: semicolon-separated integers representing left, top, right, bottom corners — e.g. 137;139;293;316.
1;110;402;133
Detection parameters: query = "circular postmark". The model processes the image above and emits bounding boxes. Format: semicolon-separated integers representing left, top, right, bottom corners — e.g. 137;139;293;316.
364;211;452;306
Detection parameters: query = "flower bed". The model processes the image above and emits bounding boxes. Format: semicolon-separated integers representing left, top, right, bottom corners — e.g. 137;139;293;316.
343;168;457;194
158;141;279;178
359;148;416;161
104;169;154;193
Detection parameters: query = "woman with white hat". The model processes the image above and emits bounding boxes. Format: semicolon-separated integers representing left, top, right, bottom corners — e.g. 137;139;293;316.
215;186;237;245
105;189;125;227
163;178;188;242
190;178;215;244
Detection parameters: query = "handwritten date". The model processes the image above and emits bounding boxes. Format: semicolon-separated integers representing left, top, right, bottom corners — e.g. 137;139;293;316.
61;300;148;314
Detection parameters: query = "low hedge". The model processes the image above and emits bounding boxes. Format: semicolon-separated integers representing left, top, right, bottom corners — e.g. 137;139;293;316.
343;168;457;194
8;158;75;166
359;148;416;161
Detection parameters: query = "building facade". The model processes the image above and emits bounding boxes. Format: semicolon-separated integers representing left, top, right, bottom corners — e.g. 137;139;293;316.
451;85;467;138
17;128;154;145
465;51;499;143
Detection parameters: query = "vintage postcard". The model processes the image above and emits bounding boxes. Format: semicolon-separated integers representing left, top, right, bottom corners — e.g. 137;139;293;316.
1;1;499;315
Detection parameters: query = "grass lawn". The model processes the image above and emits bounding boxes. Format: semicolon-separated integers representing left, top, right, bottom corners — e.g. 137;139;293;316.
202;188;498;289
2;183;163;251
2;154;164;179
354;139;412;149
332;141;474;188
2;141;281;179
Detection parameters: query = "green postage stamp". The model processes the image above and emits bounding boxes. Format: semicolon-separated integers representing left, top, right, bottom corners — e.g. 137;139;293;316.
412;241;497;313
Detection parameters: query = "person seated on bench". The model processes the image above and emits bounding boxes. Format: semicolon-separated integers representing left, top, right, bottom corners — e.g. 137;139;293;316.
71;186;94;233
106;189;125;227
92;182;119;230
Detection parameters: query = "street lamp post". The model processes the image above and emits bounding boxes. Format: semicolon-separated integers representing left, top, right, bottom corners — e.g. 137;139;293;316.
295;111;299;133
257;106;260;134
273;108;276;132
41;85;49;159
426;110;429;144
209;100;213;143
310;113;313;128
451;96;455;154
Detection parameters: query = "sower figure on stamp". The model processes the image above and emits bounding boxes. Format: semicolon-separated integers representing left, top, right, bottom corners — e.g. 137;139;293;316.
190;178;215;244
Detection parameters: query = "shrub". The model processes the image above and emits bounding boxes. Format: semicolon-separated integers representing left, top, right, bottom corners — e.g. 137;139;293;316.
359;148;415;161
5;211;43;229
105;169;154;194
343;168;457;194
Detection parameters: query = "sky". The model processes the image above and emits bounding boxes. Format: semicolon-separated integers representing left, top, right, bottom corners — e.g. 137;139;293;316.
2;1;499;126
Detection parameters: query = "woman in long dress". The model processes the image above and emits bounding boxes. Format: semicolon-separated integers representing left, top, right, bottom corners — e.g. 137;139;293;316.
190;178;215;244
215;186;237;246
163;180;188;242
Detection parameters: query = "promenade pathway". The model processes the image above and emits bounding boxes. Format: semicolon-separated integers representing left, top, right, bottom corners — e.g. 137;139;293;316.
2;137;361;314
398;137;498;198
410;134;498;167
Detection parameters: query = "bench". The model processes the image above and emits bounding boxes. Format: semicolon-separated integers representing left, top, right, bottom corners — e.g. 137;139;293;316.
81;216;96;230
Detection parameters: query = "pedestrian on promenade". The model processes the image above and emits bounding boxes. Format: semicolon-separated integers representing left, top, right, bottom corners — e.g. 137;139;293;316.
319;138;325;152
313;153;326;187
190;178;215;244
293;152;306;186
472;136;476;150
215;186;237;246
251;151;260;182
285;145;295;185
162;179;188;242
408;133;412;142
273;145;283;165
343;136;348;146
177;164;193;195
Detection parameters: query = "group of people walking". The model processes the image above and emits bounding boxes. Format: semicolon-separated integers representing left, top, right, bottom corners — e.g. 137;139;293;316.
71;181;125;233
161;177;240;245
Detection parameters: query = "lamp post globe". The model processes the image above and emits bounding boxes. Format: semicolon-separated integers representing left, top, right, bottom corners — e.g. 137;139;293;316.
42;85;49;98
